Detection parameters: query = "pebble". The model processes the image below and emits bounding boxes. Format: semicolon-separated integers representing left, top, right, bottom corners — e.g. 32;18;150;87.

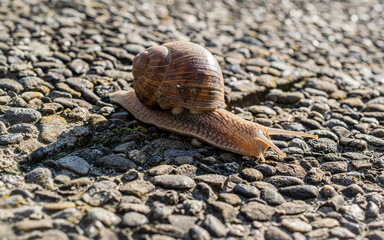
279;185;319;199
241;168;263;181
0;78;24;93
233;183;260;198
82;181;121;206
121;211;148;227
311;218;340;229
24;167;54;188
266;176;304;188
202;214;229;238
330;227;356;239
95;154;136;172
261;188;285;206
83;207;121;227
189;225;211;240
4;107;42;124
44;202;76;211
281;218;312;233
0;133;23;145
57;156;90;175
264;226;292;240
119;180;155;197
194;174;227;190
240;201;275;221
13;219;53;232
152;175;196;190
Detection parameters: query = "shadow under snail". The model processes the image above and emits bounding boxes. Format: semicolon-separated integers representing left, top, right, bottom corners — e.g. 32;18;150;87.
110;41;318;161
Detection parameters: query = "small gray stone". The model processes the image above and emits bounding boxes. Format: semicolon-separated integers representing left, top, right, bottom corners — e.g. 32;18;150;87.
57;156;90;175
4;107;42;124
0;78;24;93
69;59;89;75
233;183;260;198
95;154;136;172
0;133;23;145
264;226;292;240
261;188;285;206
83;207;121;227
240;201;275;221
24;167;53;188
152;175;196;190
121;211;148;227
119;180;155;197
82;181;121;207
202;214;228;238
265;176;304;188
190;225;211;240
279;185;319;199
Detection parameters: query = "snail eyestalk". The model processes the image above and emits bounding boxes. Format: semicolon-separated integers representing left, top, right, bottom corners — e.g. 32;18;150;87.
267;128;318;139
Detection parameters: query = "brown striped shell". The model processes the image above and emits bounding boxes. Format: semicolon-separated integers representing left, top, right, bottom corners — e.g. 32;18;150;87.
132;41;226;113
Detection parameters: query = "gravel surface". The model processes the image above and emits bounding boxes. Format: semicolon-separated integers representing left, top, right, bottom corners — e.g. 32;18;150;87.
0;0;384;239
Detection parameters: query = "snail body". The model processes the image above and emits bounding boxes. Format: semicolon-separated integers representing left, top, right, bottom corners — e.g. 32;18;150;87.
110;42;318;160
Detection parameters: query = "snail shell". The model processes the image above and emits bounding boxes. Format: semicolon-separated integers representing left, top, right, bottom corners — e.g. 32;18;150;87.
132;41;226;113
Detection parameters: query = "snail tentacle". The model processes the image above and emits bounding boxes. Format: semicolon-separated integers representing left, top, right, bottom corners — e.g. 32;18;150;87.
267;127;318;139
255;130;286;158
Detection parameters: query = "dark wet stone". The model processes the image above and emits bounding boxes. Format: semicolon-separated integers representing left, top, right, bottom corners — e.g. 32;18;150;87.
95;154;136;172
279;185;319;199
152;175;196;190
4;107;42;124
240;201;275;221
120;180;155;197
57;156;90;175
233;183;260;198
121;211;148;227
261;188;285;206
202;214;229;238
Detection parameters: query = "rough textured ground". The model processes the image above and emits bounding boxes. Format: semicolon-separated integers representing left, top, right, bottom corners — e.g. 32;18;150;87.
0;0;384;239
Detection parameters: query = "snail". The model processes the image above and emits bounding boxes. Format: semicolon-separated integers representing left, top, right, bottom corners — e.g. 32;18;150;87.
110;41;318;161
